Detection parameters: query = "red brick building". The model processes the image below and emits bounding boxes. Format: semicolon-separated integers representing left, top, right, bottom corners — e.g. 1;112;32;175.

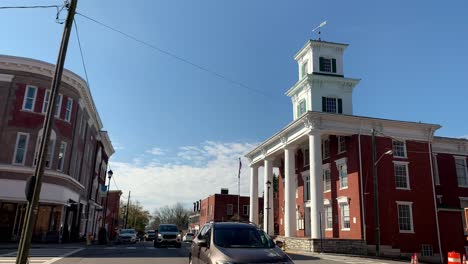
245;38;468;263
195;190;264;229
0;55;114;242
105;190;122;240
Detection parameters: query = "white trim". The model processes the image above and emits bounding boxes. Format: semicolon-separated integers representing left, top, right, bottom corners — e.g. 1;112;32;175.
22;85;37;112
12;132;29;165
0;73;14;82
396;201;414;233
336;196;349;204
323;199;331;205
392;160;410;165
455;158;468;188
335;157;348;167
339;203;350;231
0;164;85;190
432;154;440;185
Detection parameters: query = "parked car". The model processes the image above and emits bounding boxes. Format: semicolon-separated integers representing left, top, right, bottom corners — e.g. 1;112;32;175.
183;232;194;242
145;230;156;241
154;224;181;248
189;222;294;264
117;229;137;244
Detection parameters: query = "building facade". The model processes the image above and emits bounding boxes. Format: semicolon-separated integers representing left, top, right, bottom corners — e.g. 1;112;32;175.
194;190;264;230
245;39;468;262
0;55;115;242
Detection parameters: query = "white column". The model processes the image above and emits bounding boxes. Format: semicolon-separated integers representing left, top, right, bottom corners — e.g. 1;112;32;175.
309;130;323;239
249;165;259;225
284;146;297;237
263;158;274;235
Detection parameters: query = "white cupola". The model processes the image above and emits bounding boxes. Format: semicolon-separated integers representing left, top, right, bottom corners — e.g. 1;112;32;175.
285;39;360;120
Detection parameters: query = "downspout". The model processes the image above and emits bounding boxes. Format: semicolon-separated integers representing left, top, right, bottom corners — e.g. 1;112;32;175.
427;128;443;264
358;122;366;242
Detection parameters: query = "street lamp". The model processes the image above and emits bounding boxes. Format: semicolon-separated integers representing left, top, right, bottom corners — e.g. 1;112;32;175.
372;130;394;257
266;180;272;235
100;170;113;244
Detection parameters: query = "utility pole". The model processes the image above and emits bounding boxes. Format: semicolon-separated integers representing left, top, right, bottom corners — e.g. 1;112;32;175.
16;1;78;264
372;128;380;256
124;191;130;229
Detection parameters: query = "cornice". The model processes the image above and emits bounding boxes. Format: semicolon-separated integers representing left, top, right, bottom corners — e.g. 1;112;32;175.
285;74;360;98
245;111;440;166
0;55;103;132
0;164;85;190
433;137;468;156
0;73;14;82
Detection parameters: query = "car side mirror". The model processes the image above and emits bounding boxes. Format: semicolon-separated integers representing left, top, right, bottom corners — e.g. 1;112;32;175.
197;239;208;247
275;241;284;248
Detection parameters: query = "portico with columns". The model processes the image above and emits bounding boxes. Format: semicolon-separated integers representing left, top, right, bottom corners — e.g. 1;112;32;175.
244;38;443;257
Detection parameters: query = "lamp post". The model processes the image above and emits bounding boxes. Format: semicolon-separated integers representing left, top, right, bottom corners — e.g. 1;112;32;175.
100;170;113;243
266;180;271;235
372;128;393;257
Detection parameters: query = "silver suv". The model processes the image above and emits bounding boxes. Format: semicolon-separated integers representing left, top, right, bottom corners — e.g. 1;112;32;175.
154;224;181;248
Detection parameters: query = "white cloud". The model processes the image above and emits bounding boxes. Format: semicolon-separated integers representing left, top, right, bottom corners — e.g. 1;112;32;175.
111;141;263;212
146;147;164;156
461;135;468;139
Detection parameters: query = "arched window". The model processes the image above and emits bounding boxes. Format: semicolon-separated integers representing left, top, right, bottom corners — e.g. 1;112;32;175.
33;129;56;169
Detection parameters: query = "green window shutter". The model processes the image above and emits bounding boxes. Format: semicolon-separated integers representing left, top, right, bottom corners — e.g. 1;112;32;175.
322;97;326;112
332;59;337;73
297;103;300;117
319;57;324;71
338;98;343;114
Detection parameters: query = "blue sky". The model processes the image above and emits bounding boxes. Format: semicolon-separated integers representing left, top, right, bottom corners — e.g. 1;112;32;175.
2;0;467;210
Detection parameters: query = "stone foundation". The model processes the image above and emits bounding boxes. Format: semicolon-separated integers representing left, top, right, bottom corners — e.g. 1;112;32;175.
275;236;367;255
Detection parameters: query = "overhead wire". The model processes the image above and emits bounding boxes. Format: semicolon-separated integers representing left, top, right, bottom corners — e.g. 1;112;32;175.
75;12;277;99
0;5;60;10
73;19;91;88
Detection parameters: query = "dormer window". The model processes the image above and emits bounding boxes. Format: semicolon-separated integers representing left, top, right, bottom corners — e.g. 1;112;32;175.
319;57;337;73
297;99;306;117
322;97;342;114
301;61;308;78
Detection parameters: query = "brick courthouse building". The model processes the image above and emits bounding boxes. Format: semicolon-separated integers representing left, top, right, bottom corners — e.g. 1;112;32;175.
245;38;468;263
0;55;115;242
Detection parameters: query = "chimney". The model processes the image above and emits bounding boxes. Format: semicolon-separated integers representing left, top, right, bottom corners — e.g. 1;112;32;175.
221;188;229;195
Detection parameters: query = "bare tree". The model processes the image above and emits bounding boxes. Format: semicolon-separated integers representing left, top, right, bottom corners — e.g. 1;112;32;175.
150;203;190;230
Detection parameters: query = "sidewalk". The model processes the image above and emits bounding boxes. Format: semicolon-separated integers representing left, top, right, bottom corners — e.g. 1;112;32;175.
0;242;86;250
285;250;414;264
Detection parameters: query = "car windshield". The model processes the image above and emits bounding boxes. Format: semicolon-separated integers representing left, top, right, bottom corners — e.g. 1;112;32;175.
214;227;275;248
159;225;178;232
147;231;155;234
121;229;135;234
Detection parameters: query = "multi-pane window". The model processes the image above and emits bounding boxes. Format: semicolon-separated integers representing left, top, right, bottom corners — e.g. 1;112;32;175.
397;202;414;232
227;204;233;216
301;61;308;78
322;97;343;114
323;168;331;192
65;98;73;122
54;94;62;118
322;138;330;159
456;158;468;187
338;136;346;153
325;205;332;230
340;203;350;230
304;148;310;167
339;164;348;189
319;57;337;73
392;140;407;158
13;133;29;165
57;142;67;172
421;244;433;256
243;205;249;216
394;162;410;189
42;90;50;113
22;86;37;111
33;134;55;169
297;99;306;117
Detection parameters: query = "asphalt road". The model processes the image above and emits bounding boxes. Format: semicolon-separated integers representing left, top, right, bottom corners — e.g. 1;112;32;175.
0;241;410;264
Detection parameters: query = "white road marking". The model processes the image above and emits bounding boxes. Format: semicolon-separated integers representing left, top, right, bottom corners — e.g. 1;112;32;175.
125;247;136;249
0;248;83;264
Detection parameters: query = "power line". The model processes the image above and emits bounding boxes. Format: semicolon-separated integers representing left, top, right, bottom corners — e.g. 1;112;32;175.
75;12;276;99
73;19;90;88
0;5;60;10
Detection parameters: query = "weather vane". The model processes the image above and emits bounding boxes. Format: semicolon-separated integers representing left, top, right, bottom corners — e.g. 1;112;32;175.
312;21;327;41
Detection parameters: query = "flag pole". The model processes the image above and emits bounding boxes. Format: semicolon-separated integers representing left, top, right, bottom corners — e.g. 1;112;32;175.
238;158;241;221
